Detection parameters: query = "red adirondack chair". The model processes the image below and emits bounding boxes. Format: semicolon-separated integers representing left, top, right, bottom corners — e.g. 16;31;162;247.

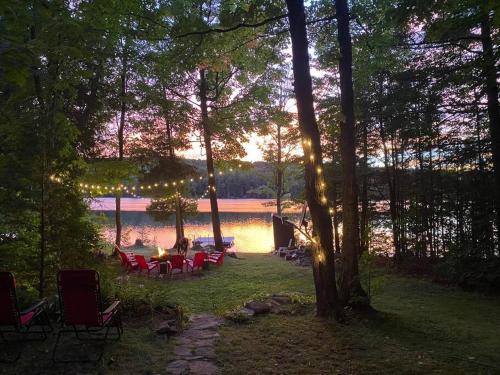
208;251;225;266
135;255;160;276
117;250;138;272
186;252;208;272
52;270;122;363
0;272;52;362
170;254;186;275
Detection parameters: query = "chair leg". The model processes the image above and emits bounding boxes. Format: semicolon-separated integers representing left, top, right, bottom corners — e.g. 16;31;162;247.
51;329;64;363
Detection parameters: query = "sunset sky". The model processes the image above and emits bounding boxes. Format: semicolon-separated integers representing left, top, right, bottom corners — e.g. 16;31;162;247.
180;134;266;162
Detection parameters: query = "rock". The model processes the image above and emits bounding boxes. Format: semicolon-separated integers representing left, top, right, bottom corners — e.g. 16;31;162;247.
134;238;145;248
183;330;220;340
175;336;193;346
238;307;254;316
263;298;280;307
194;346;216;359
194;338;215;347
190;314;222;330
245;301;271;314
156;320;178;335
166;359;189;375
174;346;192;357
225;307;254;323
272;295;292;305
189;360;218;375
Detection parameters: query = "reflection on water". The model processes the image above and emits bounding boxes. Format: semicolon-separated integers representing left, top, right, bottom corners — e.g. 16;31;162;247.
94;211;301;254
92;198;301;254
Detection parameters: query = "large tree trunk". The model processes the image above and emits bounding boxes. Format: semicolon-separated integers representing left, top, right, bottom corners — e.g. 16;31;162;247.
480;11;500;248
286;0;341;319
335;0;367;303
199;69;223;252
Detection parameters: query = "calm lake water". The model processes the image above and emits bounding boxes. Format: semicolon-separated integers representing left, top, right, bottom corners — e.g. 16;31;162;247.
91;198;301;253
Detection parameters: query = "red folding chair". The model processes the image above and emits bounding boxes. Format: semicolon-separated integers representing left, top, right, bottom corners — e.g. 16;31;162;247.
135;255;159;276
170;255;186;275
52;270;122;363
0;272;52;362
208;251;225;266
186;252;208;272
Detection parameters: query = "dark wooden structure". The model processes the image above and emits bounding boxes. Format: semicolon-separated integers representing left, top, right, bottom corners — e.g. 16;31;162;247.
272;214;295;251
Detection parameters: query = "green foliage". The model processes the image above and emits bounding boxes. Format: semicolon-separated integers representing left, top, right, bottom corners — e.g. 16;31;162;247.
0;1;107;295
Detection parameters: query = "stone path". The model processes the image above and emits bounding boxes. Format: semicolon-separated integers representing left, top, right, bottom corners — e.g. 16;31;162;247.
166;314;223;375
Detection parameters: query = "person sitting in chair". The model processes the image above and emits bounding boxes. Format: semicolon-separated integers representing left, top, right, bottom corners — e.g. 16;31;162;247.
175;237;189;256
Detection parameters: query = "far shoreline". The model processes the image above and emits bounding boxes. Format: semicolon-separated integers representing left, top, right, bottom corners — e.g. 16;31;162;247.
89;197;302;213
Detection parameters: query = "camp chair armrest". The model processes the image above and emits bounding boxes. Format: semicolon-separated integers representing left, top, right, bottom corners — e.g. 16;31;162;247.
20;298;48;316
103;300;121;315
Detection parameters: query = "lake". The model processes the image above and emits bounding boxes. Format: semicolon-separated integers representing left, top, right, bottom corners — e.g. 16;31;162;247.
91;198;301;253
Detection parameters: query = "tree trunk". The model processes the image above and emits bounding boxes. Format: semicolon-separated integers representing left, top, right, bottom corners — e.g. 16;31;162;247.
115;41;128;251
199;69;224;252
480;11;500;248
360;121;369;255
39;173;46;298
335;0;367;303
175;192;184;241
332;179;341;253
276;122;283;216
286;0;341;319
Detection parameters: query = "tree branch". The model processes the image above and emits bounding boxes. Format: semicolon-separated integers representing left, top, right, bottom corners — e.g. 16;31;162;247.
175;14;289;38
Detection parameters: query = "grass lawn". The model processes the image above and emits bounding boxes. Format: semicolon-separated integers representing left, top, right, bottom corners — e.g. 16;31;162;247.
1;253;499;374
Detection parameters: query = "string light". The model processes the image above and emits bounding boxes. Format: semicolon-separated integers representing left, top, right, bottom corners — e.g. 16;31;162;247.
52;163;259;204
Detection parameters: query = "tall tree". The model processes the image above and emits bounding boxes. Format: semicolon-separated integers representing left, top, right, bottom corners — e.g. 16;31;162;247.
334;0;367;303
286;0;341;318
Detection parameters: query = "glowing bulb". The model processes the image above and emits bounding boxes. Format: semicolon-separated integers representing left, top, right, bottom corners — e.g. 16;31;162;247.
309;154;315;161
329;208;334;214
180;180;184;184
154;183;158;187
147;185;151;189
238;164;242;168
209;173;213;177
199;176;203;180
317;167;322;174
172;181;176;186
320;182;325;188
140;186;144;189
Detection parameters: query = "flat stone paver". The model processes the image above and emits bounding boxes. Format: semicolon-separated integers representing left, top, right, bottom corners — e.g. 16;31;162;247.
166;314;223;374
